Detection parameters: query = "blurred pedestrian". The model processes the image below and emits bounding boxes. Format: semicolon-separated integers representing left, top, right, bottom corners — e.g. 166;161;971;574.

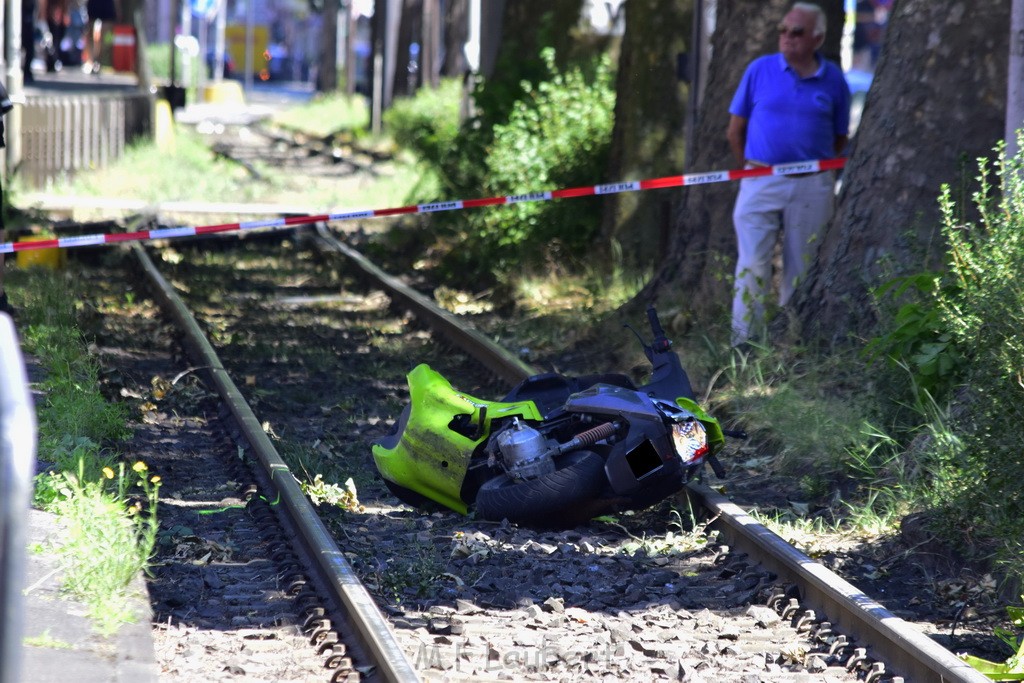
83;0;116;73
726;2;851;346
22;0;37;81
41;0;70;72
0;83;13;317
853;0;890;71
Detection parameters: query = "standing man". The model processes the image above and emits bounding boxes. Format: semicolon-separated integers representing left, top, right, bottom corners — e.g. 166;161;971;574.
726;2;850;346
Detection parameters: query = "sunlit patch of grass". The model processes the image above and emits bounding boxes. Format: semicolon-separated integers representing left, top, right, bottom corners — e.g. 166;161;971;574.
708;343;880;479
270;92;370;136
751;503;899;562
21;96;438;224
483;255;651;360
515;249;650;318
841;488;908;537
23;129;255;205
596;505;715;557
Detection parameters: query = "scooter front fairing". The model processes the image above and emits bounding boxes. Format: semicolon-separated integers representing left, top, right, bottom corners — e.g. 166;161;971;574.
372;364;543;513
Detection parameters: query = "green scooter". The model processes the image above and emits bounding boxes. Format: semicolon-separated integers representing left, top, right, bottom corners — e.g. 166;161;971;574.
372;308;726;528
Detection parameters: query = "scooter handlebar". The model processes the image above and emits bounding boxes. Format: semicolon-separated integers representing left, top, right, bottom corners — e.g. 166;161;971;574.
647;306;665;338
646;306;671;352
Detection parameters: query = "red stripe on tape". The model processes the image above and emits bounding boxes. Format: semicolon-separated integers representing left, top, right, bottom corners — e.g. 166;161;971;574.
196;224;243;235
374;206;419;217
641;176;684;190
108;230;150;242
463;197;507;209
551;187;596;199
13;239;59;251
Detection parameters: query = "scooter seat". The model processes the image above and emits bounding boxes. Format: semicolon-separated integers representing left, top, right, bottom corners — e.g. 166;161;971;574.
502;372;637;417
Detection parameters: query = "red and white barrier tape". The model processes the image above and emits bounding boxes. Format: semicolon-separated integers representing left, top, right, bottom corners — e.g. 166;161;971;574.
1;157;846;254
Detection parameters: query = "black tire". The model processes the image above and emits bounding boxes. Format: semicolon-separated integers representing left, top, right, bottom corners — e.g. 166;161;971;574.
474;450;608;528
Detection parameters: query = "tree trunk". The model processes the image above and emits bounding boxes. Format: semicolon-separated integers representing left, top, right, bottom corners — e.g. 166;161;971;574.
1008;0;1024;156
440;0;468;77
600;0;692;269
498;0;584;70
393;0;423;98
317;0;339;92
795;0;1010;345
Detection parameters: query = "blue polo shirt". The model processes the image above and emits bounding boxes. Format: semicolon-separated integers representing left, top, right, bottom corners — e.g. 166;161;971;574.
729;53;851;165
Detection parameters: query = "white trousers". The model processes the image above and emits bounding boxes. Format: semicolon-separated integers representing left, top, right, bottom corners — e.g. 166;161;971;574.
731;171;835;345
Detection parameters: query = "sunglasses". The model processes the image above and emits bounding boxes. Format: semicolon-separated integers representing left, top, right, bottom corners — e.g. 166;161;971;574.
777;24;808;37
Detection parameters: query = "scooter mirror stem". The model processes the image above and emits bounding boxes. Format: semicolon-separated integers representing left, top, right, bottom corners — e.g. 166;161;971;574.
623;323;653;356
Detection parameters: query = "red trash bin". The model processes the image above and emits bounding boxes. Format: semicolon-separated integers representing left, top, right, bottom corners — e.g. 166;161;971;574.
112;25;137;72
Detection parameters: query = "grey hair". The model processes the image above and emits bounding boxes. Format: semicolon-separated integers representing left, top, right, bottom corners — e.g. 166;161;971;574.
791;2;827;37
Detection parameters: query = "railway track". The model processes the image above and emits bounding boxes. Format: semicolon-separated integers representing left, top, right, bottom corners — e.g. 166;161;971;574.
55;215;991;682
19;111;996;681
308;225;989;683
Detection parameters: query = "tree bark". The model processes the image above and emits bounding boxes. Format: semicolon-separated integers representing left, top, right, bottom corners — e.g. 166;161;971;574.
1008;0;1024;156
317;0;339;92
440;0;469;77
795;0;1010;345
392;0;423;97
600;0;692;269
498;0;584;70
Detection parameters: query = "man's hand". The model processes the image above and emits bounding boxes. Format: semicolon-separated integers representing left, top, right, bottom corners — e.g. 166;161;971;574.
727;115;748;167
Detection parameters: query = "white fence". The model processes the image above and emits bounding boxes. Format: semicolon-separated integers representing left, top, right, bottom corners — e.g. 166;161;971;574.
19;92;152;189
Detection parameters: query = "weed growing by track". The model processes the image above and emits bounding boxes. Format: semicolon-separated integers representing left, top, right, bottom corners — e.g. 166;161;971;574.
6;266;161;633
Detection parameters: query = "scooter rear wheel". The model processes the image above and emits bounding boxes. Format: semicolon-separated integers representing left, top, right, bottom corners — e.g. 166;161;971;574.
475;450;607;528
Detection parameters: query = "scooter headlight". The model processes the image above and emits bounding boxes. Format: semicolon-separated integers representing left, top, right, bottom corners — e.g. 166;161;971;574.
671;418;708;465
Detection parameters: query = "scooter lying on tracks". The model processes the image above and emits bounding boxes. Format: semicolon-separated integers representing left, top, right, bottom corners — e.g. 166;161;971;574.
372;308;728;528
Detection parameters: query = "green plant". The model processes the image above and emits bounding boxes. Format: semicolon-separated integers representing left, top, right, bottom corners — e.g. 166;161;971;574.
7;268;158;634
420;49;615;286
34;436;117;507
301;474;363;511
915;142;1024;563
368;541;447;602
865;271;965;399
384;78;463;177
960;594;1024;680
43;460;161;634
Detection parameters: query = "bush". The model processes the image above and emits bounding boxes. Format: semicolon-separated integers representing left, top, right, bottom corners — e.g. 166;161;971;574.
384;78;464;180
864;271;966;402
926;146;1024;545
439;49;615;283
868;142;1024;573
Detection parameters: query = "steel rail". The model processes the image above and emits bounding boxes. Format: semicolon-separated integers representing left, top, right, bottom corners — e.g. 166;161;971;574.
311;225;990;683
312;223;535;386
129;242;420;683
692;484;988;683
